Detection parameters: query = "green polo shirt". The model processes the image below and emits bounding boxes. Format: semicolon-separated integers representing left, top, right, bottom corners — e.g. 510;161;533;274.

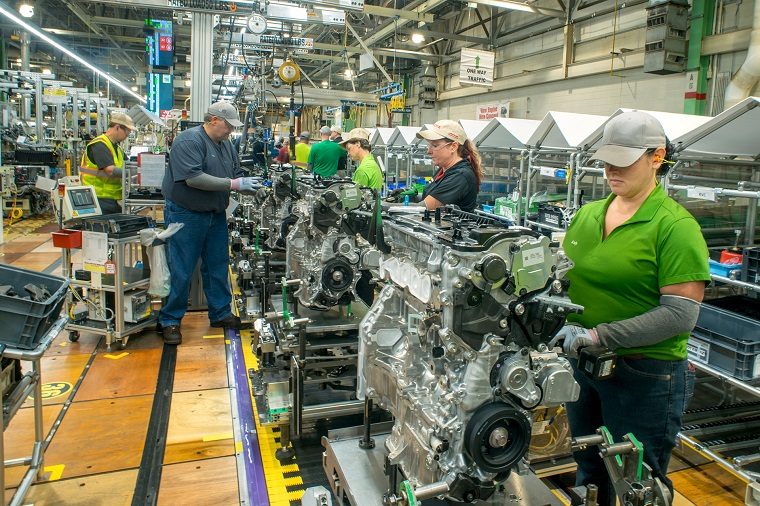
563;184;709;360
307;139;346;178
352;153;383;190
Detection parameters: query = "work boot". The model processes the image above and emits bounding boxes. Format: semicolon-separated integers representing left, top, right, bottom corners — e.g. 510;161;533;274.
210;314;251;330
162;325;182;345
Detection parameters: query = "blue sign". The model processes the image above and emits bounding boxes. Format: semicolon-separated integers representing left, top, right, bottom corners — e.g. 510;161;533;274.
147;73;173;115
146;19;173;69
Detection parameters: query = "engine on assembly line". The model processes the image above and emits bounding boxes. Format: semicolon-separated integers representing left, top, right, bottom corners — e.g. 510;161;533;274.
358;207;583;504
285;177;375;310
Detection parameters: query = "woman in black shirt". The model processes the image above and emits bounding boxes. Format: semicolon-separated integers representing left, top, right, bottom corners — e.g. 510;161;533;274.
416;120;483;212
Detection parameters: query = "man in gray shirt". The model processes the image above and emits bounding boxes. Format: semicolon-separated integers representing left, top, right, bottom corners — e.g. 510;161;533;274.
159;101;259;344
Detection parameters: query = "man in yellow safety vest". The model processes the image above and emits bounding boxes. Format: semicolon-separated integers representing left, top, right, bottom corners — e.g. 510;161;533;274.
79;112;135;214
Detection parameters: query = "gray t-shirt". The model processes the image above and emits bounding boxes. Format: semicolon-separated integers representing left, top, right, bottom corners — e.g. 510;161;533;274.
87;141;116;169
163;125;243;212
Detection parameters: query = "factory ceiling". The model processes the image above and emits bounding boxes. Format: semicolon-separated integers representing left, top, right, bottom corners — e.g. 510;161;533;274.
0;0;584;106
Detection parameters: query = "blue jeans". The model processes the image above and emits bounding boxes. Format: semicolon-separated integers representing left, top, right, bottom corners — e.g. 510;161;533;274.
159;200;232;327
566;357;694;506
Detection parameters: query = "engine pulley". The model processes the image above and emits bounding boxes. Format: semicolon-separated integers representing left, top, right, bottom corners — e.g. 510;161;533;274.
463;402;531;474
321;257;354;292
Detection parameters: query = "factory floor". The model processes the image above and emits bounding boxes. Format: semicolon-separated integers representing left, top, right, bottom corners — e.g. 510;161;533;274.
0;215;750;506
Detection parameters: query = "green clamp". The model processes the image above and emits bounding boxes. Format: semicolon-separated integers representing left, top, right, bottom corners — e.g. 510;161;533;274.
400;480;417;506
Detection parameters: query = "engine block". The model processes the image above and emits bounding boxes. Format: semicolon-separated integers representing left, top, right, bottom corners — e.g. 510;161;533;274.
358;208;582;503
285;178;374;310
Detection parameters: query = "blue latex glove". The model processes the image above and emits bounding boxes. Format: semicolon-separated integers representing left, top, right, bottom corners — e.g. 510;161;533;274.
230;177;261;192
549;324;599;358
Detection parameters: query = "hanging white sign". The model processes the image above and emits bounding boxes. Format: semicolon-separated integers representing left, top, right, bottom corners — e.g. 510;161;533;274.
459;48;495;87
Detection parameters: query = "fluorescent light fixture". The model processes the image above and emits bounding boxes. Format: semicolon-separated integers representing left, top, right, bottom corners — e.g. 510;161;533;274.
321;80;328;88
130;85;138;91
467;0;534;12
184;79;192;87
41;68;51;74
344;69;354;79
18;2;33;17
411;32;425;44
0;4;145;103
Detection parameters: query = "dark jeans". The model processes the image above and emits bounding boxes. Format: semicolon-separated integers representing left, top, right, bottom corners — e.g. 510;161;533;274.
158;200;232;327
566;357;694;506
98;198;122;215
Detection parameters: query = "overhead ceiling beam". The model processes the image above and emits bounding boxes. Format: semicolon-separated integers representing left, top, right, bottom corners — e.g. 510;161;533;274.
397;27;490;45
467;0;565;18
59;0;144;75
346;21;393;82
362;4;435;22
44;28;145;44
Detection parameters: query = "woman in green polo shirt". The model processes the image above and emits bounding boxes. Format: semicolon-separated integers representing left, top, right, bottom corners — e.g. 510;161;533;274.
552;112;710;505
342;128;383;190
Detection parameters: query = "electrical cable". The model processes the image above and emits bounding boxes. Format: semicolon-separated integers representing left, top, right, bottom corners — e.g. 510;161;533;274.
216;17;236;101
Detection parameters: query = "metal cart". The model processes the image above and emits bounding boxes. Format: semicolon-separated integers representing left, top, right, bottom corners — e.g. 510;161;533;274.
60;234;157;351
2;317;67;506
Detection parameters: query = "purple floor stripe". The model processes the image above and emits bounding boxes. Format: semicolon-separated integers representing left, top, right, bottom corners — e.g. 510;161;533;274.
228;328;269;506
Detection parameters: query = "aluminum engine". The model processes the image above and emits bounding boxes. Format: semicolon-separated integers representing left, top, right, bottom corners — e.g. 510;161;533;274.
358;208;582;503
285;179;374;310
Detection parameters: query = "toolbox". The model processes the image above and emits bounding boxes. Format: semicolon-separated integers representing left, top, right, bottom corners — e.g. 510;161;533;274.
76;214;153;238
690;295;760;380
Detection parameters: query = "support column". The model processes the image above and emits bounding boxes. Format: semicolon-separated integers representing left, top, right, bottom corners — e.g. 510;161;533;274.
684;0;715;115
190;13;214;121
21;31;31;120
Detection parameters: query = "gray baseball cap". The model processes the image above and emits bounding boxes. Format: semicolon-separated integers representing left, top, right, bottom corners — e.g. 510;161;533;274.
319;125;331;135
207;101;243;127
300;131;311;139
590;111;666;167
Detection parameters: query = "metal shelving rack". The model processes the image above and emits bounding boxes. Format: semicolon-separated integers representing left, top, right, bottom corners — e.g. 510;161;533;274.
665;97;760;495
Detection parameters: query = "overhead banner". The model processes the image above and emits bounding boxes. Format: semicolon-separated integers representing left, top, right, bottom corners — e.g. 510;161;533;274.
476;101;510;121
460;48;495;87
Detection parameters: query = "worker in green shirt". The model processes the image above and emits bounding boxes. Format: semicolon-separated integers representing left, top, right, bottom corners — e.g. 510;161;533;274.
307;126;346;178
550;112;710;505
341;128;383;190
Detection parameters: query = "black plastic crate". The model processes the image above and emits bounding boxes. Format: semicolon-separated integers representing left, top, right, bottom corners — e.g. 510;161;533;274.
742;247;760;285
0;265;68;350
690;295;760;380
537;203;569;229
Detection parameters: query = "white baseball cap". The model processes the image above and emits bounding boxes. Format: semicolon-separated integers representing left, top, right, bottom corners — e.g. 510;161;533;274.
590;111;666;167
416;120;467;145
207;101;243;127
339;128;370;145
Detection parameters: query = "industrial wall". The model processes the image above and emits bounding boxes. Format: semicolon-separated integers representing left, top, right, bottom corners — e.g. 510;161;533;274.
426;0;759;122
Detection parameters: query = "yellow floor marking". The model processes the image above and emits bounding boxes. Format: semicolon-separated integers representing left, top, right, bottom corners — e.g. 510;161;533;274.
283;476;303;487
103;352;129;360
235;441;243;453
238;333;305;506
225;339;230;345
203;334;225;339
59;342;68;347
202;431;234;442
45;464;65;481
280;464;299;473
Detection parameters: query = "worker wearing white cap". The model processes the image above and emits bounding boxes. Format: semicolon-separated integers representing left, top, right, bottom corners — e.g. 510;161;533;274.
79;111;135;214
553;111;710;505
341;128;382;190
415;120;483;212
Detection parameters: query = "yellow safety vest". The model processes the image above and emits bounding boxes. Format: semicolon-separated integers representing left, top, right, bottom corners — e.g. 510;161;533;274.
79;134;124;200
